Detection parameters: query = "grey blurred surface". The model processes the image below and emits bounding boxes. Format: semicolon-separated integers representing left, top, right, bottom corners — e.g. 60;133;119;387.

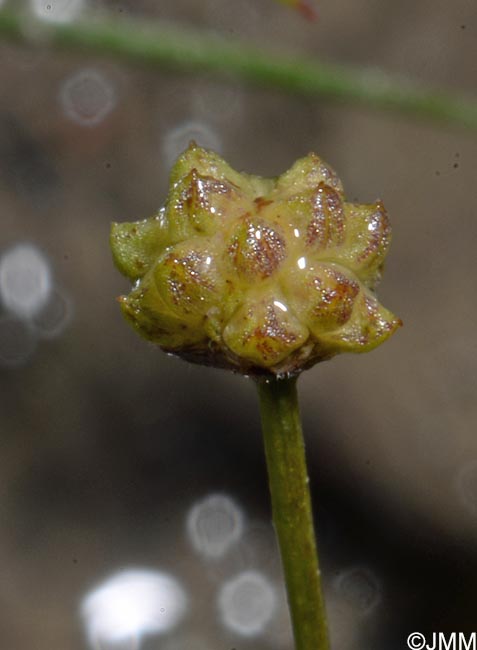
1;0;477;648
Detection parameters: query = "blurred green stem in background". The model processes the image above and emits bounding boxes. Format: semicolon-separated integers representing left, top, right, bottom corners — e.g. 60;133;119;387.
1;9;477;131
257;376;329;650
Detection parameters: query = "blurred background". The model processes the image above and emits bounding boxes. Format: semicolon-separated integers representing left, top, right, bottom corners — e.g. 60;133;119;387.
0;0;476;648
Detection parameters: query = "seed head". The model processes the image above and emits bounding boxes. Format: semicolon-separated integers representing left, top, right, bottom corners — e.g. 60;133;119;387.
111;143;401;376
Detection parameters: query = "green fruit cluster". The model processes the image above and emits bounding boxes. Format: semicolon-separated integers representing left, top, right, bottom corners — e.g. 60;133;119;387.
111;143;401;376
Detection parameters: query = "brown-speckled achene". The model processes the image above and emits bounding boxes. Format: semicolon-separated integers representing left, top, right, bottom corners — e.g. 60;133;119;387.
111;143;401;376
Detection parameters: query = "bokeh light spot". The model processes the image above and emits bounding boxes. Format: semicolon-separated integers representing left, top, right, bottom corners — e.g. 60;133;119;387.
333;566;381;616
217;570;276;637
186;493;244;559
81;568;187;647
30;0;85;23
0;243;52;319
32;287;72;339
59;68;116;127
163;121;221;170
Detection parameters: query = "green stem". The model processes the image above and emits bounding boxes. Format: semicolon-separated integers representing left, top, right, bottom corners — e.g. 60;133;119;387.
1;9;477;131
257;375;329;650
